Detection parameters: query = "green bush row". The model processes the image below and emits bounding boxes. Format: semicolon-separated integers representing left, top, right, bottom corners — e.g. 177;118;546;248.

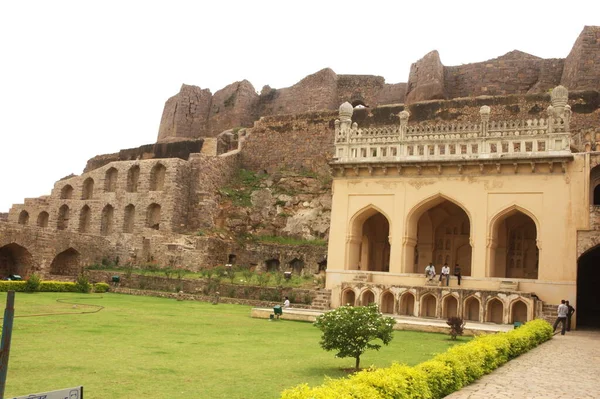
281;319;553;399
0;280;110;294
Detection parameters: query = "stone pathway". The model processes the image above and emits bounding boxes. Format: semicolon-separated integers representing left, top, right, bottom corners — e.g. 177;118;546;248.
445;330;600;399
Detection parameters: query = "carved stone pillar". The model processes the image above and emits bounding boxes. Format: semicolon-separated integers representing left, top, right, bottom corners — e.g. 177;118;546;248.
479;105;491;136
399;110;410;140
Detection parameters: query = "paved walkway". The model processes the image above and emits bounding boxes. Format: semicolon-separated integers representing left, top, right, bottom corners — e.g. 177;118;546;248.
445;330;600;399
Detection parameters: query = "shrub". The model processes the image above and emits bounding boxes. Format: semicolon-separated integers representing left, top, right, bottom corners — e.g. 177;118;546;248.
93;283;110;293
0;281;26;292
75;274;91;293
314;303;396;370
282;318;553;399
447;316;466;340
24;273;42;293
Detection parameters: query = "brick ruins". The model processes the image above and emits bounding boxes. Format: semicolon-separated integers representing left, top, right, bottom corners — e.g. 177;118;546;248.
1;26;599;323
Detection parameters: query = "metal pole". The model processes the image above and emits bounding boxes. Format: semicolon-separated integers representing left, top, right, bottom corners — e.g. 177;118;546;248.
0;291;16;399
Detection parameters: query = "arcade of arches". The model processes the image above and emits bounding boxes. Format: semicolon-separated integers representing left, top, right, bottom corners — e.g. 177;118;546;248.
346;201;538;279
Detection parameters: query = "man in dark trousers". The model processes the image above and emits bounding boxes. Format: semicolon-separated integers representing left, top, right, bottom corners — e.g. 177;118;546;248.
566;300;575;331
453;263;462;286
553;299;569;335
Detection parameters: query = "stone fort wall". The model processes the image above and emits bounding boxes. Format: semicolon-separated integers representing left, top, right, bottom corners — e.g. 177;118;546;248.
158;26;600;143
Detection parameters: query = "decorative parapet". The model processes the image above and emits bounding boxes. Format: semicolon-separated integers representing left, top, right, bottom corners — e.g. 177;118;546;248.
334;86;572;163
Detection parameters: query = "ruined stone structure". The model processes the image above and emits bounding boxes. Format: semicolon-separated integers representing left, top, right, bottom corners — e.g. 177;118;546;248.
1;26;600;328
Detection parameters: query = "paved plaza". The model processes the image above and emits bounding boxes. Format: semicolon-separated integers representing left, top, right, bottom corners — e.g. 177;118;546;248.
445;330;600;399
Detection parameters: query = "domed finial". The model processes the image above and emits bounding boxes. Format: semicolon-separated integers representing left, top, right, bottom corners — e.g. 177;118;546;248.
551;86;568;108
339;102;354;121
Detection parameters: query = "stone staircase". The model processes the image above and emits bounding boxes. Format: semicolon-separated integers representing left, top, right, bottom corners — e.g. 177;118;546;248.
311;289;331;310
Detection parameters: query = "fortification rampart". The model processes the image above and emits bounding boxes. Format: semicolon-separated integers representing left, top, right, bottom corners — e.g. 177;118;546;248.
156;27;600;143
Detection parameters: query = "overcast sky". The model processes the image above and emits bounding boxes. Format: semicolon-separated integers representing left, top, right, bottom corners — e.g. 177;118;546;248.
0;1;598;212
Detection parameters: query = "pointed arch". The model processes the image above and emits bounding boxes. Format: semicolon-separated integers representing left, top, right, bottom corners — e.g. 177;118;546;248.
100;204;114;236
346;205;391;272
463;295;481;322
399;291;415;316
488;205;539;279
442;293;459;318
50;248;80;276
510;299;529;323
18;210;29;225
486;297;505;324
60;184;73;199
404;193;473;274
123;204;135;233
57;205;70;230
104;167;118;192
341;289;356;306
149;163;167;191
79;205;91;233
288;258;304;274
126;165;140;193
420;292;438;318
146;203;161;230
0;243;34;277
82;178;94;200
265;258;280;272
360;289;375;306
37;211;49;228
380;291;395;314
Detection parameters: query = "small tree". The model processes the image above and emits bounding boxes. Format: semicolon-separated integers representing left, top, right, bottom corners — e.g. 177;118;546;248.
314;303;396;370
447;316;466;340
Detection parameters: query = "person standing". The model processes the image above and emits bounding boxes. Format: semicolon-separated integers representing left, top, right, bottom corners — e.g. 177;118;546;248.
440;263;450;286
553;299;569;335
425;262;436;282
566;300;575;331
454;264;462;286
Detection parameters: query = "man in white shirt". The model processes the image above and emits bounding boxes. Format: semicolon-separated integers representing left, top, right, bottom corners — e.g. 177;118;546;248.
440;263;450;286
425;263;436;282
553;299;569;335
283;296;290;308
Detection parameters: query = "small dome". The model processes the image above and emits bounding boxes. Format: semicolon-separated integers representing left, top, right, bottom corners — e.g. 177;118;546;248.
479;105;491;115
339;102;354;118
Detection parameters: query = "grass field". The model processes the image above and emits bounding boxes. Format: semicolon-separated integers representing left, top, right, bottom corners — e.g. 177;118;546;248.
1;292;469;398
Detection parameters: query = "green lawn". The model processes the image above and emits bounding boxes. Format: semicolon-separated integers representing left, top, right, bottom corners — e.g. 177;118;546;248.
1;293;469;399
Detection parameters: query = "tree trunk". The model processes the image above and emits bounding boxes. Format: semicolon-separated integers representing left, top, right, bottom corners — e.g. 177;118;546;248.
355;355;360;371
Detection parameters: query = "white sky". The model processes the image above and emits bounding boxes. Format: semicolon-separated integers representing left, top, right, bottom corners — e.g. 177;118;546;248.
0;1;598;212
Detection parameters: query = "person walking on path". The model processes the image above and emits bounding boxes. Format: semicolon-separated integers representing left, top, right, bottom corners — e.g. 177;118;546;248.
553;299;569;335
440;263;450;286
566;300;575;331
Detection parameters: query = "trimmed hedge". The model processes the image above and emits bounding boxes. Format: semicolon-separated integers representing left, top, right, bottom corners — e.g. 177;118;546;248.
281;319;553;399
0;281;110;293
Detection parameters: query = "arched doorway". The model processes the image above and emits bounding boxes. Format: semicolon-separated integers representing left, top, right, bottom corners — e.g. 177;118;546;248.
289;258;304;274
577;245;600;328
61;184;73;199
18;211;29;225
442;295;458;318
265;259;280;272
50;248;81;276
420;293;437;318
0;243;34;277
360;290;375;306
510;300;528;323
399;292;415;316
464;296;480;322
405;196;472;275
486;298;504;324
346;207;390;272
489;208;538;279
380;291;394;314
342;289;356;306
